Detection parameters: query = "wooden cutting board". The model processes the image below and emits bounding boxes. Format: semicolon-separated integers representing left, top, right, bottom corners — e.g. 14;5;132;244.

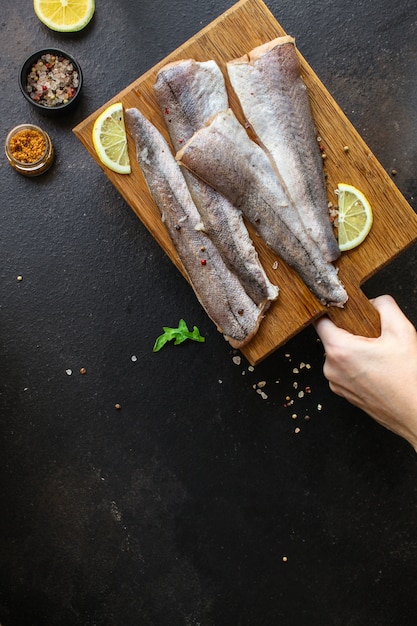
73;0;417;365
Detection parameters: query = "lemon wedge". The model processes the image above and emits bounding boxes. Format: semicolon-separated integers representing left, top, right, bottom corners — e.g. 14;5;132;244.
34;0;95;32
336;183;373;251
92;102;131;175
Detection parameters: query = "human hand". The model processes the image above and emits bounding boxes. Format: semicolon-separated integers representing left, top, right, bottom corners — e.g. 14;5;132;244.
314;295;417;451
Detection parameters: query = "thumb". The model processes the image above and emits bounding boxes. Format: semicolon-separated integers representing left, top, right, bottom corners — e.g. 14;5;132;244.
313;314;353;347
371;295;415;335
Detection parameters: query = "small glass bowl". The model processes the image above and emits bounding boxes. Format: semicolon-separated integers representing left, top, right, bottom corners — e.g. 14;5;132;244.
5;124;54;176
19;48;83;116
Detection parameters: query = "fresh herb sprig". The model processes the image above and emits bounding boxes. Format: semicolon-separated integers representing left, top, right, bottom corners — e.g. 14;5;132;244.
153;319;205;352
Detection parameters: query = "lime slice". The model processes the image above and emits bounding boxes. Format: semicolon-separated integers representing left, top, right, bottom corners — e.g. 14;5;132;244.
336;183;373;251
92;102;131;175
33;0;95;33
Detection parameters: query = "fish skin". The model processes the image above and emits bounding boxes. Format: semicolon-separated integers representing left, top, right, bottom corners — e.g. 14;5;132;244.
125;107;267;348
155;59;229;151
227;36;341;263
177;109;348;307
155;59;279;307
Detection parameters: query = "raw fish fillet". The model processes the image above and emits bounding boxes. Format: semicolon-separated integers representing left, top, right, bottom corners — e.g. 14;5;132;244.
155;59;278;307
125;107;267;348
177;109;348;307
227;36;340;262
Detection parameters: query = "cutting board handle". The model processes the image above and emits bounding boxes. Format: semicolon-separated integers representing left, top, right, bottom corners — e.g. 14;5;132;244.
325;279;381;338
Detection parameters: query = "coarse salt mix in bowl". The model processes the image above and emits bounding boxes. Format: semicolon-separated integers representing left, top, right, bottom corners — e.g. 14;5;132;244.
19;48;83;114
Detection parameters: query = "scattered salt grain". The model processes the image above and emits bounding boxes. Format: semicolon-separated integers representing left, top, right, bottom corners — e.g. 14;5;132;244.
232;356;241;365
131;355;137;362
66;369;72;376
283;396;294;407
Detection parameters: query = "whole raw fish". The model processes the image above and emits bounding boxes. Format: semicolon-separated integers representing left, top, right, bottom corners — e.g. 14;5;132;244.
155;59;279;307
177;109;348;307
125;107;267;348
227;36;341;262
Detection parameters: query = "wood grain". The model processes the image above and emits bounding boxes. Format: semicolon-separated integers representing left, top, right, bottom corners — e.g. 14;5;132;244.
73;0;417;365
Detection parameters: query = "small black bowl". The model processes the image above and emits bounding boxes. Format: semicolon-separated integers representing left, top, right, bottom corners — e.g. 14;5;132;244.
19;48;83;116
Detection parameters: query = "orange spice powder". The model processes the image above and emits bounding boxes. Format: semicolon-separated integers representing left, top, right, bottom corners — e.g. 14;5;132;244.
10;128;46;163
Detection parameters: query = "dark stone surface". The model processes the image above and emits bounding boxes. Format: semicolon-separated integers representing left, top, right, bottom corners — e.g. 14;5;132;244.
1;1;417;624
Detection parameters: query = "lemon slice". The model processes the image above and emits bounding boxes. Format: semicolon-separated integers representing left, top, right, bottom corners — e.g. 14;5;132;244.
92;102;131;175
336;183;373;251
34;0;95;32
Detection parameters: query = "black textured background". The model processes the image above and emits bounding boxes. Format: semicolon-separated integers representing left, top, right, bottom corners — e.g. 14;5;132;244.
1;1;417;624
